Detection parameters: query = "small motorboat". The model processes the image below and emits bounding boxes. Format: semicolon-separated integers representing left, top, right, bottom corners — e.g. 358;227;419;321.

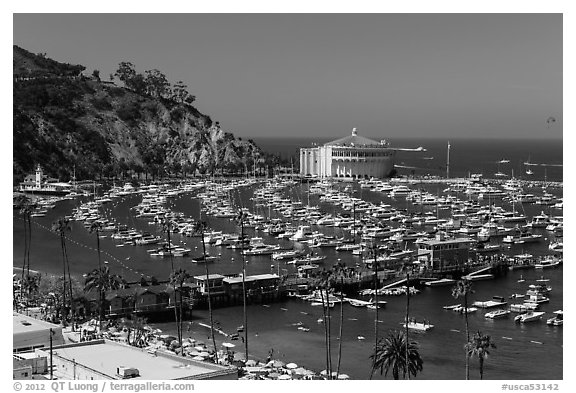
546;310;563;326
515;311;545;323
485;309;511;319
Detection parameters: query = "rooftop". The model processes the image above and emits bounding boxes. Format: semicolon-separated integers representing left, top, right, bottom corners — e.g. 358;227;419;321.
50;340;236;380
324;128;386;147
193;274;225;281
13;312;62;335
223;274;279;285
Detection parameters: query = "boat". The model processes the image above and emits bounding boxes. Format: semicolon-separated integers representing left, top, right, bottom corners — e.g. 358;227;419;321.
403;319;434;331
290;225;313;241
534;257;562;269
453;306;478;314
464;273;494;281
366;300;387;310
191;254;218;263
514;311;545;323
272;250;303;260
424;278;456;287
510;303;539;313
346;298;373;307
485;309;511;319
472;296;507;308
528;211;551;228
443;304;461;310
546;310;563;326
517;275;525;283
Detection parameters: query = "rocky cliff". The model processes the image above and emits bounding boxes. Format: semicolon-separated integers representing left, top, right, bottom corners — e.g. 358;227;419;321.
13;45;264;183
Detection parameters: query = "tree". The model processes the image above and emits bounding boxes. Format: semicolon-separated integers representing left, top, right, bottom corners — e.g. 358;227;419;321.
14;195;36;308
370;330;424;380
114;62;137;85
172;80;192;104
92;69;100;81
162;217;180;343
89;221;103;270
313;269;333;379
84;266;123;332
369;244;380;379
452;278;474;380
466;331;496;380
120;314;148;347
194;220;218;362
144;69;170;98
169;268;191;351
333;261;348;378
234;211;249;362
52;217;72;326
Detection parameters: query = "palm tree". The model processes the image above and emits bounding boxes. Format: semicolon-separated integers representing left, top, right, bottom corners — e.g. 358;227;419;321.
405;270;411;380
312;269;332;379
194;220;218;362
14;195;36;308
89;221;103;270
169;268;191;350
162;217;180;344
452;278;474;379
84;265;124;332
370;330;424;380
52;217;72;326
333;260;349;378
466;331;496;380
369;244;380;379
234;210;249;362
120;315;149;347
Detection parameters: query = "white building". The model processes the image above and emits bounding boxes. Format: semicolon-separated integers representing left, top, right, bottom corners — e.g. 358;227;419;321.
300;128;396;179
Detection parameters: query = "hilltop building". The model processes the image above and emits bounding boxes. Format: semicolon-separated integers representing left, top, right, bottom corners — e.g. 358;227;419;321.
300;128;397;179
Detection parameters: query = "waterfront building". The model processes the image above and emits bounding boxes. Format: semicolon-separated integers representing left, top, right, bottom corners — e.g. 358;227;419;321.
416;233;473;273
300;128;396;179
34;340;237;380
13;312;65;353
18;164;72;195
223;273;282;303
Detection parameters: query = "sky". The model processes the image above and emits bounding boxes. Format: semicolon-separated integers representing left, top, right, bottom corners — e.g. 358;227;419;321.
12;13;562;140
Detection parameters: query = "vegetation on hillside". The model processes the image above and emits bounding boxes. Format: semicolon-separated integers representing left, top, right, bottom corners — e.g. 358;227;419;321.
13;46;285;184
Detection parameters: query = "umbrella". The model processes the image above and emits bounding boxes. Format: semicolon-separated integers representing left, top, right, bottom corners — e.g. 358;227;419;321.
277;374;291;380
285;362;298;369
273;360;286;368
222;342;235;348
293;367;307;375
337;373;350;380
188;350;202;356
233;353;245;362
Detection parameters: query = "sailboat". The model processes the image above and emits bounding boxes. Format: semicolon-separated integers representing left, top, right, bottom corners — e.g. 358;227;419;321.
518;274;525;283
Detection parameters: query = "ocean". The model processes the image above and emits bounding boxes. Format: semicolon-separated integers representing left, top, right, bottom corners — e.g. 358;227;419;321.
13;137;563;380
252;137;563;183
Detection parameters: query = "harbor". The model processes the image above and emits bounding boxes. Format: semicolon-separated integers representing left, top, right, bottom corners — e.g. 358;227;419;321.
13;167;563;379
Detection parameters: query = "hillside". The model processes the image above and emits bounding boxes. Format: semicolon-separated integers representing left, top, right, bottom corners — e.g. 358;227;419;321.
13;46;267;183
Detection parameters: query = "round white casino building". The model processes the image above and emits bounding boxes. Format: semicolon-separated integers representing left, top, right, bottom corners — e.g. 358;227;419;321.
299;128;397;179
